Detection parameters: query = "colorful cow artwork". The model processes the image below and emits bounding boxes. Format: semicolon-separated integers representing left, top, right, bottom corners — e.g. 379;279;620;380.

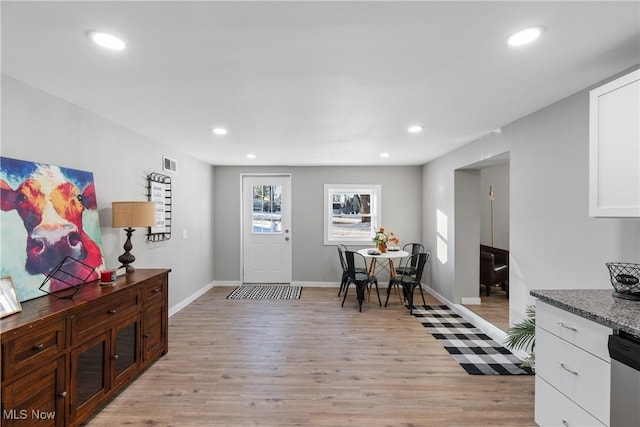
0;157;105;301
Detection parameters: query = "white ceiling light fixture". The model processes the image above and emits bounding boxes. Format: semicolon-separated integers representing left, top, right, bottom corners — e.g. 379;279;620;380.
380;152;390;158
87;31;127;51
246;153;256;159
407;125;423;134
507;26;544;47
212;127;228;135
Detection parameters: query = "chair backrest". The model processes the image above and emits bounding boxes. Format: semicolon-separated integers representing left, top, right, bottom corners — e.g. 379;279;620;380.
403;243;425;268
398;252;421;279
344;250;368;280
414;252;429;283
337;244;348;272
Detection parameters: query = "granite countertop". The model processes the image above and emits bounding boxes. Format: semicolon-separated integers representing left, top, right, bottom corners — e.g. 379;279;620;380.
530;289;640;338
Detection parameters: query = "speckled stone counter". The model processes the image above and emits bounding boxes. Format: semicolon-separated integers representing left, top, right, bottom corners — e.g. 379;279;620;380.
531;289;640;338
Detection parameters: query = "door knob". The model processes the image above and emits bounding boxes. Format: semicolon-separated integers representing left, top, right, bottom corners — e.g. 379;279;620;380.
285;237;290;241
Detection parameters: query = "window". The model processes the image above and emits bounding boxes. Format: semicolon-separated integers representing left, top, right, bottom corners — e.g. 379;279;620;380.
324;184;381;245
252;184;282;234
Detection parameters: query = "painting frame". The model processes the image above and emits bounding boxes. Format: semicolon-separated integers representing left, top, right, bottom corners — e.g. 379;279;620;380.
0;276;22;318
1;157;106;302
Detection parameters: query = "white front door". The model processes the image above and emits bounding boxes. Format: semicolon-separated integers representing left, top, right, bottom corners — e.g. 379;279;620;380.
242;175;292;283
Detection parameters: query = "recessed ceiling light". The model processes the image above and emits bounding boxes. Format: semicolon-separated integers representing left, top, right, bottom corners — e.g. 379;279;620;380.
212;127;228;135
507;26;544;47
246;153;256;159
380;152;390;158
87;31;127;51
408;125;423;134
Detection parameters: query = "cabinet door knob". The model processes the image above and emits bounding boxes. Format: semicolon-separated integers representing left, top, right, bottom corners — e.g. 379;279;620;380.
33;344;45;352
144;333;151;338
113;354;119;360
108;309;117;315
153;288;161;293
58;391;67;398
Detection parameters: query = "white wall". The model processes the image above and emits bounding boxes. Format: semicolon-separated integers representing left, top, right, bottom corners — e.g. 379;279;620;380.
454;169;481;302
421;134;510;305
1;75;216;312
213;165;423;284
422;69;640;326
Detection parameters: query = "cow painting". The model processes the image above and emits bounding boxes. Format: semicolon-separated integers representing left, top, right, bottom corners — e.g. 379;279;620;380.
0;157;105;300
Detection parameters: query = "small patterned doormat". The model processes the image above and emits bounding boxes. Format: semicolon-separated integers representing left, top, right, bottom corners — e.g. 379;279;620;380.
227;285;302;300
412;305;533;375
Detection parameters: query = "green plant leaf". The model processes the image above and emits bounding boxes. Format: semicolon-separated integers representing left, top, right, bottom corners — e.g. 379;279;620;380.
505;305;536;352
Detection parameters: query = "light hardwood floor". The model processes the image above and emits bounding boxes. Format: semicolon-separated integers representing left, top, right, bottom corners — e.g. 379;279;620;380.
85;286;534;426
465;290;510;331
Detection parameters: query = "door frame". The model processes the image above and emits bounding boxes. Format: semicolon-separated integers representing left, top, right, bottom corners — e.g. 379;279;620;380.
240;173;292;284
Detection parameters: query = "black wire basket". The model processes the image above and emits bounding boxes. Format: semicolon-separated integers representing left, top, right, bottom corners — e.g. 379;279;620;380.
606;262;640;300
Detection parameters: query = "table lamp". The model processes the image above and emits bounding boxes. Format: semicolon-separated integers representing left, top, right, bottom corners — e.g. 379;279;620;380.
112;201;156;273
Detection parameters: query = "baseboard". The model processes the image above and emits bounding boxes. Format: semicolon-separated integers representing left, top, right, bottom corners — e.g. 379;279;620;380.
168;280;215;317
461;297;482;305
212;281;340;288
212;280;241;287
422;283;448;305
291;281;338;288
293;281;403;289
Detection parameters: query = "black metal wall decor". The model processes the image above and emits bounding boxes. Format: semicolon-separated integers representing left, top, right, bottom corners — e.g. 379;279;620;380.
147;172;172;241
39;256;95;299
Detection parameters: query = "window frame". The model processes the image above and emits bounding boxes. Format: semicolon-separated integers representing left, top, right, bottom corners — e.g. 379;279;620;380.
323;184;381;246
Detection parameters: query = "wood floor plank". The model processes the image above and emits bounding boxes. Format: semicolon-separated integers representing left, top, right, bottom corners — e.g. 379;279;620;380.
464;291;510;330
84;287;534;426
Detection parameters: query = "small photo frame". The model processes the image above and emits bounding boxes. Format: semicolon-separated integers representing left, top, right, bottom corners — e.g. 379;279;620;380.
0;276;22;318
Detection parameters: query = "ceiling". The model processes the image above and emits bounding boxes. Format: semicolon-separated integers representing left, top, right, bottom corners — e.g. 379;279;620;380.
2;1;639;166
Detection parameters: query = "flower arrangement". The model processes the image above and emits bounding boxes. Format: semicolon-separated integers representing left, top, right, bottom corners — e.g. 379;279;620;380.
373;227;399;252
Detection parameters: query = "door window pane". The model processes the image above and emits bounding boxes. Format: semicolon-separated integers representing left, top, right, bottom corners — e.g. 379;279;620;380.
115;321;137;377
252;185;282;234
76;340;105;405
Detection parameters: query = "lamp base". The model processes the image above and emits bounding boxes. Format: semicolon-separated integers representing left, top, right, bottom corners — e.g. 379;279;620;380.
117;263;136;274
118;227;136;274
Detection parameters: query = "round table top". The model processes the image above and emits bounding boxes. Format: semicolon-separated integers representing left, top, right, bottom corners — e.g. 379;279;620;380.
357;248;409;259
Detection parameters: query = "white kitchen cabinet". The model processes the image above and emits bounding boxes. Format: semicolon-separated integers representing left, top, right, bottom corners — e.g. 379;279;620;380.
535;301;613;426
536;376;606;427
589;69;640;217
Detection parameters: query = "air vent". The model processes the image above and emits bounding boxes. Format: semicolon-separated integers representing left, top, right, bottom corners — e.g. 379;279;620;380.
162;156;177;173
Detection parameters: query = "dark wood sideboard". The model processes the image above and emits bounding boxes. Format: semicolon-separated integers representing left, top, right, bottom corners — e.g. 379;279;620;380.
1;268;170;426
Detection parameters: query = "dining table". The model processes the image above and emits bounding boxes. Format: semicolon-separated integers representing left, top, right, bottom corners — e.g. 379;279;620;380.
357;247;409;304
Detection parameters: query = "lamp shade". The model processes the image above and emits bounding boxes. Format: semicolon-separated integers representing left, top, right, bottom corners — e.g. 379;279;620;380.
112;201;157;228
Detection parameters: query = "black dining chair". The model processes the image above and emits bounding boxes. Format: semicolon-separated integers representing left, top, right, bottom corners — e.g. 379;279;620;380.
385;252;429;314
395;243;425;277
337;244;368;296
341;250;381;312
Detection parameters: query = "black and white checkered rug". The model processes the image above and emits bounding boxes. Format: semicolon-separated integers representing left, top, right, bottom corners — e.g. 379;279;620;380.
412;305;533;375
227;285;302;300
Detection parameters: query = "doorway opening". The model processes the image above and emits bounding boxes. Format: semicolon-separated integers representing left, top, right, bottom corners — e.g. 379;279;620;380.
454;153;510;330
